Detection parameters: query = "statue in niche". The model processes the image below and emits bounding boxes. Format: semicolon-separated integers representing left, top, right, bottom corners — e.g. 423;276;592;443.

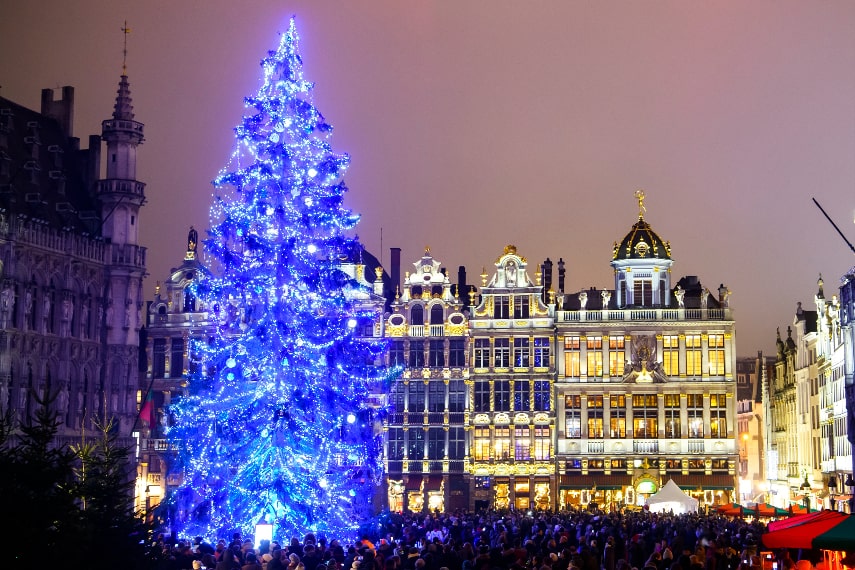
81;302;90;338
674;285;685;308
56;381;69;416
0;378;8;413
505;261;517;287
42;295;51;330
1;284;12;312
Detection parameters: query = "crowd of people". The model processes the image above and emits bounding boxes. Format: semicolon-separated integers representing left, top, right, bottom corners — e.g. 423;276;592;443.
156;508;789;570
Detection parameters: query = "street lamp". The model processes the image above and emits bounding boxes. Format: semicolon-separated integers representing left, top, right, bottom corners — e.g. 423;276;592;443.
828;476;837;511
800;474;811;511
845;473;855;513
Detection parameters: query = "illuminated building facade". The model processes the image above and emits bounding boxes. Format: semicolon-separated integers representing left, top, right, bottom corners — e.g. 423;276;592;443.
814;276;850;512
735;354;772;504
771;302;820;509
466;246;555;511
383;248;471;512
554;193;737;510
0;78;146;454
136;228;215;512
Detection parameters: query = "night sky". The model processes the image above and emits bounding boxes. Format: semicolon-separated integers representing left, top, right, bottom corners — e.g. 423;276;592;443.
2;1;854;355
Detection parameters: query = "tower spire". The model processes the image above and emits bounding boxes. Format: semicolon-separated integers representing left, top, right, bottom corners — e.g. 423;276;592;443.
121;21;131;74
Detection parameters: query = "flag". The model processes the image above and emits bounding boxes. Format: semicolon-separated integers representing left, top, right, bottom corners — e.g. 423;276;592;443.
140;389;154;426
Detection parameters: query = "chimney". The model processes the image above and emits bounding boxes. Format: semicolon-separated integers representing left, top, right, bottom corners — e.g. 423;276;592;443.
390;247;401;297
541;258;553;303
557;257;566;293
457;265;467;301
41;86;75;138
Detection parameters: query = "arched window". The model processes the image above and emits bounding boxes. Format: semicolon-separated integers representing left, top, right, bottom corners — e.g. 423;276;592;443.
430;304;444;325
410;305;424;326
183;288;195;312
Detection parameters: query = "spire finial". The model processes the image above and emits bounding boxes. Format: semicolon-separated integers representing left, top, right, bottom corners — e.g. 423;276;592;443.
121;21;131;74
634;189;646;219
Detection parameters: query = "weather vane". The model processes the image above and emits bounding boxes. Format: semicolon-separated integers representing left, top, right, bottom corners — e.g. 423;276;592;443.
121;20;131;73
634;189;646;219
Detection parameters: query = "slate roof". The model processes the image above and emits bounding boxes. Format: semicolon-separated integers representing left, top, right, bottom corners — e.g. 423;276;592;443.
0;96;101;235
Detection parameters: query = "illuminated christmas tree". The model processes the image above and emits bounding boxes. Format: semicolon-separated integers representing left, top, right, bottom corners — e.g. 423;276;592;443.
166;17;392;541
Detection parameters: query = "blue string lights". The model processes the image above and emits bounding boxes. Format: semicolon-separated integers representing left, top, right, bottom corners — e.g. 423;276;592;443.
165;17;393;542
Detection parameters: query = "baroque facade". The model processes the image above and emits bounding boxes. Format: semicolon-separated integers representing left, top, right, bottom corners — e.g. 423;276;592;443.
144;194;740;513
0;77;147;451
383;248;471;512
553;195;737;510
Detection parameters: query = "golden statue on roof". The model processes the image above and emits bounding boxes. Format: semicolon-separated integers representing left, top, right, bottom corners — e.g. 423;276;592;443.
634;189;646;219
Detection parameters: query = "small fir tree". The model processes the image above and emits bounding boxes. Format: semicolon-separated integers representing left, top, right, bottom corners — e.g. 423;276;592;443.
166;17;392;541
0;393;79;560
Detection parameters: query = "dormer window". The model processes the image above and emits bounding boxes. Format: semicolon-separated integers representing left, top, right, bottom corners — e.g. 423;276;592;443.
633;279;653;306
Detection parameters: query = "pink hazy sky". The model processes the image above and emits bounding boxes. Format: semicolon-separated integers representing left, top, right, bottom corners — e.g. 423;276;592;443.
2;1;854;356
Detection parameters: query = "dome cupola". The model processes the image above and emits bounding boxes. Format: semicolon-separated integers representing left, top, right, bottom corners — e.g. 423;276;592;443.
610;191;674;308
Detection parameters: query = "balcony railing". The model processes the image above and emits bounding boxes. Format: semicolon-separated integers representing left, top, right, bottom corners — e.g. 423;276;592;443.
633;440;659;454
557;307;729;322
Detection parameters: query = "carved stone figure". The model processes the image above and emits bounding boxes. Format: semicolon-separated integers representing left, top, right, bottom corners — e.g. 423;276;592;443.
601;290;611;308
674;285;685;308
700;287;710;309
56;382;69;416
578;291;588;310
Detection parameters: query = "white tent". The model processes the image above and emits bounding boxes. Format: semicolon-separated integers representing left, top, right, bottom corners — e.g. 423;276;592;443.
645;479;699;514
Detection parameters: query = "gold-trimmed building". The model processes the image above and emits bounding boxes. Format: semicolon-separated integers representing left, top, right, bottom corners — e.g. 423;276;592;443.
383;248;471;512
553;194;737;510
466;245;556;511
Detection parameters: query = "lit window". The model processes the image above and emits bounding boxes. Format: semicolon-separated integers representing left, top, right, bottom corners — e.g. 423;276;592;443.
564;336;580;377
708;334;725;375
686;335;702;376
608;336;625;376
534;427;550;460
494;427;511;459
565;395;581;438
514;427;531;460
663;335;679;376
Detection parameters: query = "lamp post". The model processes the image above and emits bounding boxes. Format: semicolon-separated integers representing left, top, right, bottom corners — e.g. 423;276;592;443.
844;473;854;514
827;476;837;511
799;474;811;511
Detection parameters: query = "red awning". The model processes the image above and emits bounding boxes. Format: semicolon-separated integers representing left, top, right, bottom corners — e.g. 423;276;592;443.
763;511;855;551
425;476;443;492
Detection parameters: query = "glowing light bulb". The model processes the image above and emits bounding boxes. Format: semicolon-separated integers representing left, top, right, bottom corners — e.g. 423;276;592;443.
226;357;237;368
307;244;317;254
346;413;356;424
347;318;357;328
307;168;318;178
